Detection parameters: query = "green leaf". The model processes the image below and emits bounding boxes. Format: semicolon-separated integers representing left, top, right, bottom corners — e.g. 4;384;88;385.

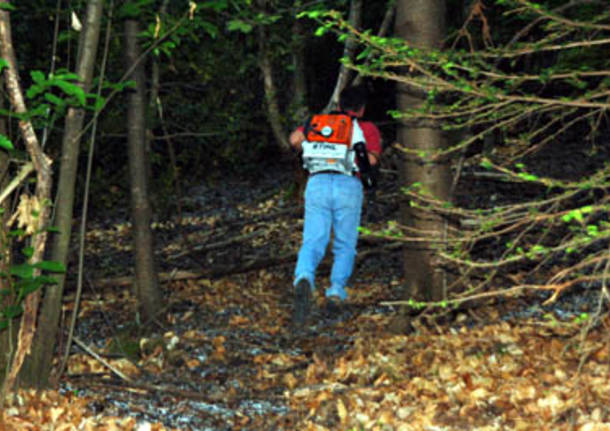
22;246;34;258
200;0;228;11
33;261;66;273
480;159;493;170
517;172;539;182
54;72;80;81
562;209;585;224
227;19;253;33
297;10;325;19
314;26;329;37
0;134;14;151
3;304;23;319
44;92;66;106
10;264;33;279
53;80;86;106
8;229;26;237
199;21;219;38
356;47;372;61
0;3;16;11
357;226;372;235
31;70;46;84
16;278;45;297
92;95;105;112
35;275;59;285
118;0;155;18
26;84;46;99
586;225;599;237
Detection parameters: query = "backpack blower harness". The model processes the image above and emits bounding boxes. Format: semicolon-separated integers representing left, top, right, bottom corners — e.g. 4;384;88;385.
301;113;376;189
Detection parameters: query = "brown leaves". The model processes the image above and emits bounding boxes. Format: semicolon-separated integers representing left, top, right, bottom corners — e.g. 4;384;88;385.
1;390;173;431
6;186;610;431
285;319;610;430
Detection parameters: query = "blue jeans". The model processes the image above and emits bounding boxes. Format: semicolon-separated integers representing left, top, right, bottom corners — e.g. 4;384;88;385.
294;173;363;301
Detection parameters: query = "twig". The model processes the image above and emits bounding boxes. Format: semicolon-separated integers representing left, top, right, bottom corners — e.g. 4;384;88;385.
168;229;264;260
72;336;133;383
0;162;33;206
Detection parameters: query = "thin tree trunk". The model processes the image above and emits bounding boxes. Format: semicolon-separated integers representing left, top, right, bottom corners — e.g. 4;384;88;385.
256;0;290;151
352;2;395;86
291;18;307;121
0;1;53;393
0;74;11;382
323;0;362;113
289;17;309;201
149;0;182;220
395;0;449;302
149;0;169;113
20;0;105;389
124;19;163;322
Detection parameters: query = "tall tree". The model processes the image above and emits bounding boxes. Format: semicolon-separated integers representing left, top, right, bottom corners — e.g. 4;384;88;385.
20;0;105;388
394;0;449;301
0;0;53;393
124;18;163;322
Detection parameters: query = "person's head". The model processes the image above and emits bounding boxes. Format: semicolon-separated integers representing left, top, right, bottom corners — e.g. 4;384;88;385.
339;85;368;116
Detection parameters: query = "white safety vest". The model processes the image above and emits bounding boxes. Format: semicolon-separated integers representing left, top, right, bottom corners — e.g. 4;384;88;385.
301;119;365;176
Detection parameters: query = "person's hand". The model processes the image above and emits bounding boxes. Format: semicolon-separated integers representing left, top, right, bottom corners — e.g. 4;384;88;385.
289;130;306;152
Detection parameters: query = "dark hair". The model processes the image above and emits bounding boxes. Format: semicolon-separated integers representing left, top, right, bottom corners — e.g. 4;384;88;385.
339;85;368;112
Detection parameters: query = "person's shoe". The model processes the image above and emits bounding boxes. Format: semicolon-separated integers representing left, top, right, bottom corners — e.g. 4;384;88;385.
293;279;312;327
324;295;343;315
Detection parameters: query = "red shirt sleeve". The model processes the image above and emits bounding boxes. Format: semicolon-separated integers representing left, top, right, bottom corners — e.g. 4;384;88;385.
359;121;382;155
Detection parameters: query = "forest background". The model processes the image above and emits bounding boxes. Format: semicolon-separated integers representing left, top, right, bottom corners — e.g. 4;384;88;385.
0;0;609;428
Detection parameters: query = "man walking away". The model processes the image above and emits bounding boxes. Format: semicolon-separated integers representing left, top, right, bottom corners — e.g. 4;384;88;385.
289;85;381;326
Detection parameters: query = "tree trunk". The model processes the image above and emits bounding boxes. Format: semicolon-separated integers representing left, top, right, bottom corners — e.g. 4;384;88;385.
291;17;307;121
149;0;182;220
256;0;290;151
0;75;11;383
0;1;53;393
395;0;449;302
323;0;362;113
353;2;395;87
20;0;105;389
124;19;163;322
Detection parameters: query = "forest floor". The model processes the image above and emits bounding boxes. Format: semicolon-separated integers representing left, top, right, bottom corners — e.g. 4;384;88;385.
2;162;610;431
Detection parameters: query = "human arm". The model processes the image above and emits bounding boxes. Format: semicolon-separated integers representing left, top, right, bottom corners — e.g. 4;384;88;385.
289;128;305;152
361;122;382;165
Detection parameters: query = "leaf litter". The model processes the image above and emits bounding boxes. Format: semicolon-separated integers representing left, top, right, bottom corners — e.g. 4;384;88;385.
2;171;610;431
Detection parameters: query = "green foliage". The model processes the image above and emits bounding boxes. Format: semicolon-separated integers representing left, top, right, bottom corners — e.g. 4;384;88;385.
0;134;14;151
22;69;103;129
0;223;65;332
311;0;610;305
227;19;253;33
572;312;589;325
117;0;156;19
